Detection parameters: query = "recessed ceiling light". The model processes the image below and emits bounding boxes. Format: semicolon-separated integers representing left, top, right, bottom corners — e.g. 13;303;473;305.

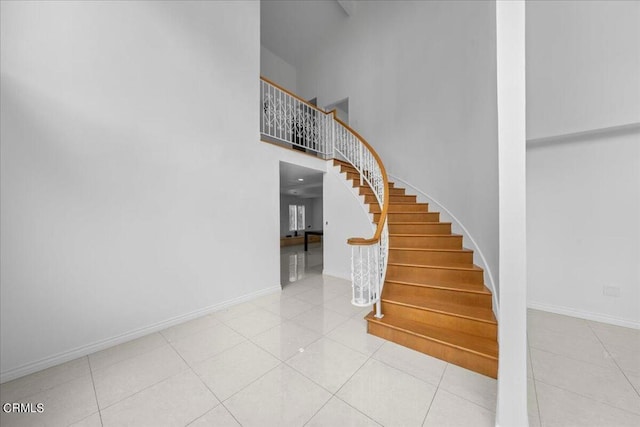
298;178;304;182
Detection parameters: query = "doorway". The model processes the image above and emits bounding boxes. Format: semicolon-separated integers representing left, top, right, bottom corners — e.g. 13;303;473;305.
325;98;349;125
279;162;324;288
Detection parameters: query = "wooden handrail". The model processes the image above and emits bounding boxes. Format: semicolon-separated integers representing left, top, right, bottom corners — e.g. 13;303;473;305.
260;76;326;115
332;114;390;246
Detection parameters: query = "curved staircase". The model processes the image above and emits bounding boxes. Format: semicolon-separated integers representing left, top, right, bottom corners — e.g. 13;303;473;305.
334;159;498;378
260;76;497;379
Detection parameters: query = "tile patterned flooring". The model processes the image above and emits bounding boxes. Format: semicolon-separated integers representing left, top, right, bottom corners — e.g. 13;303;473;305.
1;244;638;426
527;310;640;426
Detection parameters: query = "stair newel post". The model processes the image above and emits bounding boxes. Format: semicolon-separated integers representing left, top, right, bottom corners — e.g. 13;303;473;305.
375;300;382;318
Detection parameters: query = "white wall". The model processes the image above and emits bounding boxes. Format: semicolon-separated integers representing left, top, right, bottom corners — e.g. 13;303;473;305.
310;197;324;231
527;129;640;327
297;0;499;295
323;166;375;280
526;1;640;327
261;45;297;92
0;1;279;381
526;1;640;139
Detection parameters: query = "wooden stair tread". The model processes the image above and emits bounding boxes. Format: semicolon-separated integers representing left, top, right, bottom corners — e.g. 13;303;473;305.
385;278;491;295
387;223;452;234
383;211;433;214
352;178;397;188
371;195;416;200
388;202;427;206
388;262;483;273
366;312;498;359
388;247;475;268
384;207;428;213
389;247;473;253
388;247;475;262
382;294;497;324
387;224;451;225
390;233;463;237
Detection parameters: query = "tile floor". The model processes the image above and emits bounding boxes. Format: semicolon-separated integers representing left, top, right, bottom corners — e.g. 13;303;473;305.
527;309;640;426
1;243;638;426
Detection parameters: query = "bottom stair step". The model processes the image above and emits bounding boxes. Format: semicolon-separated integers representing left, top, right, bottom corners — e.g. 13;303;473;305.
381;294;497;339
366;312;498;378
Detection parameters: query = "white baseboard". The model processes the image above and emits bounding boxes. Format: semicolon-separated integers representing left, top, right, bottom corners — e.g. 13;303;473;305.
528;301;640;330
0;285;282;384
321;269;350;282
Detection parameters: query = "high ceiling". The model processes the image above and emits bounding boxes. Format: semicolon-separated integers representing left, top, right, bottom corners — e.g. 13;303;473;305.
261;0;350;70
265;1;350;198
280;161;324;199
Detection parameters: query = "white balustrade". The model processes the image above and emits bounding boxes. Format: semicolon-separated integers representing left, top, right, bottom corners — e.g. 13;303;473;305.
260;78;388;317
261;79;331;156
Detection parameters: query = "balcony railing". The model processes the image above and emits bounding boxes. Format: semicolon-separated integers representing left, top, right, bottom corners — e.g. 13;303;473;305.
261;77;389;318
260;78;332;157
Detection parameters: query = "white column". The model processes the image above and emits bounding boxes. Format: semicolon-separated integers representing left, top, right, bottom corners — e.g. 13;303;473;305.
496;1;528;426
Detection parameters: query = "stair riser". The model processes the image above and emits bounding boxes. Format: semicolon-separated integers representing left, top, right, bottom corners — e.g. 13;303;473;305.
361;187;405;196
369;204;429;214
391;204;429;212
365;194;415;204
388;223;451;234
389;235;462;249
367;204;382;214
386;264;484;285
339;165;355;173
375;213;439;222
383;282;493;308
388;249;473;266
346;172;360;181
380;301;497;340
367;321;497;378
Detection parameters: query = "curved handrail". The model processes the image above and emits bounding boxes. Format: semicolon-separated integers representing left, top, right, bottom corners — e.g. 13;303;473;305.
332;115;390;246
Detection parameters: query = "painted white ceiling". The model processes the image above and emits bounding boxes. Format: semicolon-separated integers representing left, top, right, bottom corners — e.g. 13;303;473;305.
280;161;324;199
261;0;349;70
